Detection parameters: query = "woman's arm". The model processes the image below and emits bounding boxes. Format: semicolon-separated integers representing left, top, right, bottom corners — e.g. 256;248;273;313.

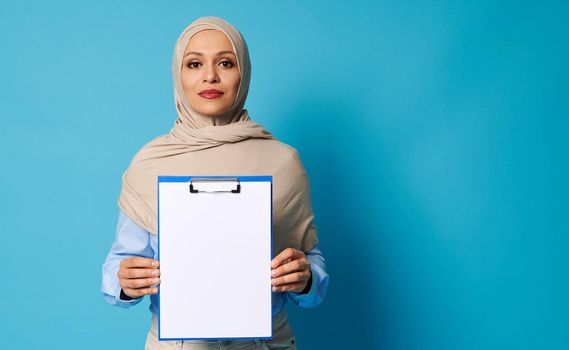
270;149;329;306
101;209;155;308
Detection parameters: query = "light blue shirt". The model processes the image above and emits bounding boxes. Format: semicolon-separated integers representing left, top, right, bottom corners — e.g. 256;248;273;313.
101;209;330;316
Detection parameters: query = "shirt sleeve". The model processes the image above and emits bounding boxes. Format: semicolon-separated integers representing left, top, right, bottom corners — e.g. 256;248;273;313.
101;208;154;308
287;244;330;308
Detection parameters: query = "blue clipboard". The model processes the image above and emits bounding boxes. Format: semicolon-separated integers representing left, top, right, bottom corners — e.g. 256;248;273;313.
157;175;273;340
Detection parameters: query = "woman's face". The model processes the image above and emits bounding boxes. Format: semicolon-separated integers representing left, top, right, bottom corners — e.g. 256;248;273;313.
181;29;241;117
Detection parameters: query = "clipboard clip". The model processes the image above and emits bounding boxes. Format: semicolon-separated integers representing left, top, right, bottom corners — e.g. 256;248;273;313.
189;177;241;194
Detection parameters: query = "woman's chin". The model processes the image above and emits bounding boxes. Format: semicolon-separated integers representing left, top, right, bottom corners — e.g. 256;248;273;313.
194;105;233;117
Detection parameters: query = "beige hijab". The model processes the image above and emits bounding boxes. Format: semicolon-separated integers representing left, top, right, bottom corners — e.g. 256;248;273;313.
118;16;319;255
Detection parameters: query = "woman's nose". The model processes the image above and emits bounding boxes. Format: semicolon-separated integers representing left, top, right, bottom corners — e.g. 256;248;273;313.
203;64;219;83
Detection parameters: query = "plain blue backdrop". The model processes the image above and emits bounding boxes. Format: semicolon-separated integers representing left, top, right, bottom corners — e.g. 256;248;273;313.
1;1;567;349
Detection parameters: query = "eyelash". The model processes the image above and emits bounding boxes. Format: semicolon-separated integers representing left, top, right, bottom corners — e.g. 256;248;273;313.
186;60;234;69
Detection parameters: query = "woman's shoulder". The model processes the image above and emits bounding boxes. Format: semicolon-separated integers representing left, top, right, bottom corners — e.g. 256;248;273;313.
241;138;307;175
243;138;301;160
127;133;171;160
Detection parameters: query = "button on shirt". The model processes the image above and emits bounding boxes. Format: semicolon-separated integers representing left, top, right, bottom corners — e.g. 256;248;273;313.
101;209;330;316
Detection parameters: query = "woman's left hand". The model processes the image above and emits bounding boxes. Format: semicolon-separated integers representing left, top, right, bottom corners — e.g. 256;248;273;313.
271;248;312;293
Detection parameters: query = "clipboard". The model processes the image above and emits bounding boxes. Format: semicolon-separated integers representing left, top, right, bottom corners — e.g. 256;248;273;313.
157;175;273;341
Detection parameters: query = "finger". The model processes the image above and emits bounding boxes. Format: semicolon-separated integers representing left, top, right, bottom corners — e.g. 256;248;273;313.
272;282;304;293
122;257;159;269
271;248;302;268
272;270;310;286
123;286;158;298
118;268;160;279
122;257;159;268
121;277;160;289
272;259;309;278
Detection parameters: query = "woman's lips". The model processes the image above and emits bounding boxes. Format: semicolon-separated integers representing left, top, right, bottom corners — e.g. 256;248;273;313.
199;89;224;99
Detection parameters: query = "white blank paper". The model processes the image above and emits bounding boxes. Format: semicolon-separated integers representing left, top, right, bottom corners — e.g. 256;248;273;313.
158;177;272;340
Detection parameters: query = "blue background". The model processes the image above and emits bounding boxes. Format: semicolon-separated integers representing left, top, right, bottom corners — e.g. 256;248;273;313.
1;1;567;349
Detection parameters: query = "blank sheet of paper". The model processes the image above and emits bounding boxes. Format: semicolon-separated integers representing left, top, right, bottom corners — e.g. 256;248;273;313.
157;176;272;340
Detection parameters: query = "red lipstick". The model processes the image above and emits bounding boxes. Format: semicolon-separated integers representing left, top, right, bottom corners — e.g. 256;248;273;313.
199;89;224;99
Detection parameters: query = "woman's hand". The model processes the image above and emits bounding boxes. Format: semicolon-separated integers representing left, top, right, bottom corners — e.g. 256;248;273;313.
271;248;312;293
118;257;160;299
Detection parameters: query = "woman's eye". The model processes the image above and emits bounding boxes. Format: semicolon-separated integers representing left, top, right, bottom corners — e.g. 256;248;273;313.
187;62;201;69
219;60;234;68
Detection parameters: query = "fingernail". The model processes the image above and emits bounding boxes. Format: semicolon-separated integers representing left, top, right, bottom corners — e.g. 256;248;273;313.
152;261;159;267
152;270;158;275
153;278;160;284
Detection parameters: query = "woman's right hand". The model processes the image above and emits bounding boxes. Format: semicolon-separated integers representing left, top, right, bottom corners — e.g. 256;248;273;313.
118;257;160;299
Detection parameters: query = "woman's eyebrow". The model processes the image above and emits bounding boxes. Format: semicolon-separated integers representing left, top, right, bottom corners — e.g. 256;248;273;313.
184;51;236;57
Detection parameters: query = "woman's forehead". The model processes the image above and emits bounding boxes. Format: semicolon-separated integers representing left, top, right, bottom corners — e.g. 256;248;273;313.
184;29;235;55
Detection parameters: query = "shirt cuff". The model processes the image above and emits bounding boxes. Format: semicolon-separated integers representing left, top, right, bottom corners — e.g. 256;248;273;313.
109;284;143;308
287;262;329;308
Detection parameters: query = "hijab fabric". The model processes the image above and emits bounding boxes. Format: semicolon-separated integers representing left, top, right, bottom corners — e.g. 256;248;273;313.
117;16;318;254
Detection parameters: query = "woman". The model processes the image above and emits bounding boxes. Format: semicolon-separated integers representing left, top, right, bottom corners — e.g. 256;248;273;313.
101;16;329;350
